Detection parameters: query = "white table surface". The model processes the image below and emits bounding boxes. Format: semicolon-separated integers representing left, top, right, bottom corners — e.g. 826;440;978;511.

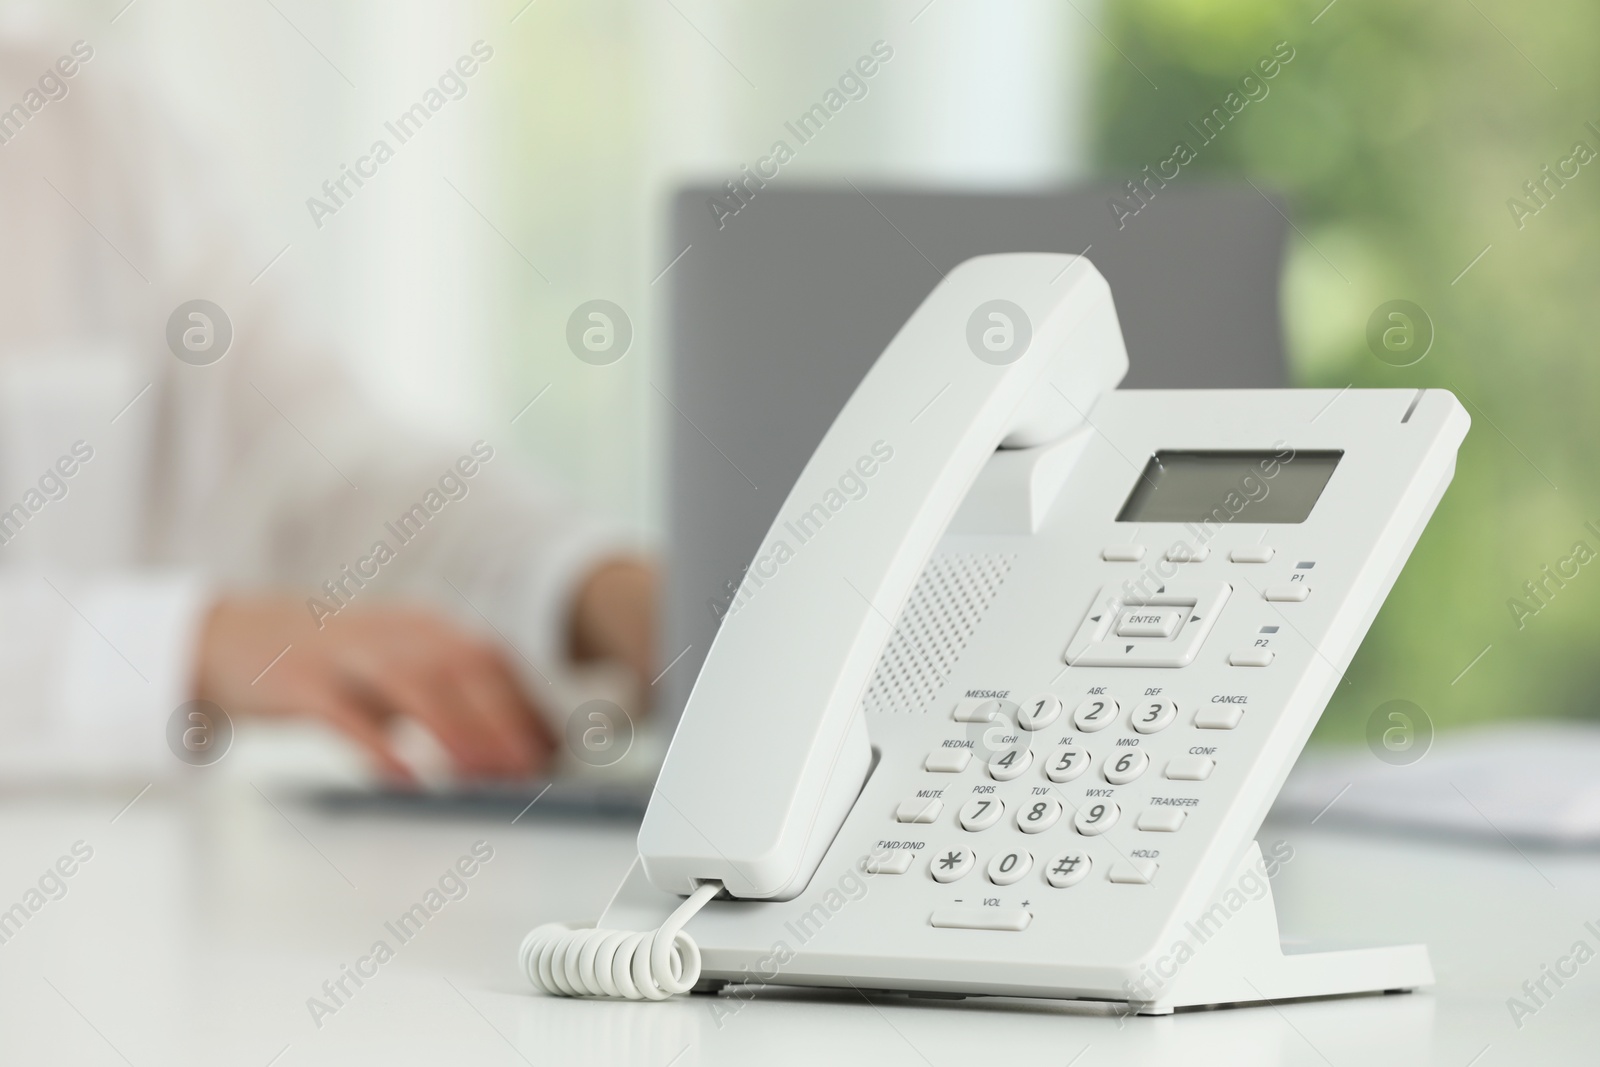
1;781;1595;1066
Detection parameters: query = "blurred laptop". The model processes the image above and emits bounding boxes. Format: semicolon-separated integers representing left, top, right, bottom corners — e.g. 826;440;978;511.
318;181;1290;823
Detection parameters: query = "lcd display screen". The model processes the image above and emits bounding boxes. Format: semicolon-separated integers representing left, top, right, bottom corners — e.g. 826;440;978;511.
1116;450;1342;524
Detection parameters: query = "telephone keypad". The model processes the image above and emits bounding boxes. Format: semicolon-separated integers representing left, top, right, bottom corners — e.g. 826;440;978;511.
986;849;1033;885
958;797;1005;832
930;848;975;883
1072;697;1119;732
1102;749;1149;785
987;747;1032;781
1016;798;1062;834
1073;800;1119;835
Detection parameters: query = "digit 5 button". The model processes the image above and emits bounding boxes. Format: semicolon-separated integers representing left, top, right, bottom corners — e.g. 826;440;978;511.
1073;697;1119;732
1103;749;1149;784
1044;748;1090;783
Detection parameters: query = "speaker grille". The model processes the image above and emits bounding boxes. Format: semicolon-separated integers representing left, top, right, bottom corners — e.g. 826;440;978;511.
861;552;1015;716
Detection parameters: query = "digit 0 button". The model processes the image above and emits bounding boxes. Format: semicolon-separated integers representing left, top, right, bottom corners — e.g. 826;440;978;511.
958;797;1006;832
930;848;975;883
986;849;1033;886
1016;797;1063;833
1018;694;1062;731
1073;697;1119;732
1074;801;1119;836
1103;749;1149;784
1131;700;1177;734
987;746;1033;781
1044;748;1090;783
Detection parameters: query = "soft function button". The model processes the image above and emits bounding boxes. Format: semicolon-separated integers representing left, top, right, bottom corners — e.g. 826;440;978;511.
1166;755;1215;780
1229;546;1275;563
1073;697;1119;732
954;698;1016;723
863;851;913;874
1074;800;1119;836
896;797;943;823
1101;544;1145;562
930;848;975;883
988;746;1033;781
958;797;1005;832
1264;584;1310;602
924;749;971;773
1116;608;1183;639
1103;749;1149;785
1130;700;1177;734
1045;748;1090;783
1018;694;1062;731
1229;648;1275;667
986;848;1033;886
1165;544;1210;562
1045;851;1092;888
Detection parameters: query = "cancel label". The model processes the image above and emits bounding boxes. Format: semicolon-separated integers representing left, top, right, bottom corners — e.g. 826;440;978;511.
1211;694;1248;704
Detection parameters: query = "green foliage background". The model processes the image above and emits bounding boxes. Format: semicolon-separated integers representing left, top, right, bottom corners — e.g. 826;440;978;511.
1091;0;1600;742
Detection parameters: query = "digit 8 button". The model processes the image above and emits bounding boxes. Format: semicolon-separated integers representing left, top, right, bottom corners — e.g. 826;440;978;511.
1015;797;1062;833
1072;697;1119;732
1103;749;1149;784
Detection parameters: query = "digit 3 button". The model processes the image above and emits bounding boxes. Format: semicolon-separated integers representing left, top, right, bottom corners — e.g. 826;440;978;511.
930;847;976;883
1073;800;1119;835
1131;700;1177;734
958;797;1006;832
1045;851;1092;888
1103;749;1149;784
1072;697;1119;732
1015;797;1062;833
1017;694;1062;731
986;849;1033;886
987;745;1033;781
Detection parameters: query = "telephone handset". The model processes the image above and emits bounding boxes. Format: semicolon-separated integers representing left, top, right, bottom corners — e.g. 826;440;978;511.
522;253;1468;1013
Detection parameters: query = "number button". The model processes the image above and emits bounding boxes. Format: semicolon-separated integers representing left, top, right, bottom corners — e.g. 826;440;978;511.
930;848;975;883
1016;797;1062;834
1131;700;1176;734
1018;694;1062;731
1074;801;1120;836
986;849;1033;886
1103;749;1149;784
958;797;1006;832
1044;748;1090;784
987;746;1033;782
1045;851;1092;888
1073;698;1119;732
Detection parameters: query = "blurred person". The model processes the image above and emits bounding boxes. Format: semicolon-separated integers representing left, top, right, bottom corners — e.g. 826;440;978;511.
0;32;655;782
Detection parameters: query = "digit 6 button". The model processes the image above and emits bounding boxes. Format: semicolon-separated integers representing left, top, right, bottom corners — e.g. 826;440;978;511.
1103;749;1149;784
1072;697;1119;732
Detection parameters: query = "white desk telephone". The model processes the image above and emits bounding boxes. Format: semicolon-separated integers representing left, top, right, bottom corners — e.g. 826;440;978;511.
521;253;1468;1013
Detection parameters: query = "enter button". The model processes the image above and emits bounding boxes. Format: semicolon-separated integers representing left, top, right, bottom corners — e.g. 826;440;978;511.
1115;607;1184;639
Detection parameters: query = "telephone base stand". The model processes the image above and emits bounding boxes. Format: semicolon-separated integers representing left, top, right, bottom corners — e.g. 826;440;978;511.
1114;843;1433;1015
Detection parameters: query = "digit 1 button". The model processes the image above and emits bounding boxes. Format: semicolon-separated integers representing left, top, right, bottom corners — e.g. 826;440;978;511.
1073;697;1119;732
1016;797;1062;834
930;848;975;883
987;746;1033;781
1103;749;1149;785
1074;800;1119;836
1044;748;1089;783
1045;851;1092;888
958;797;1006;831
986;849;1033;886
1018;694;1062;731
1131;700;1176;734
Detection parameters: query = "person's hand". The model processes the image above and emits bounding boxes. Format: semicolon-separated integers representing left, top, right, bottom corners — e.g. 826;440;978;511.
194;596;554;781
568;557;659;697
